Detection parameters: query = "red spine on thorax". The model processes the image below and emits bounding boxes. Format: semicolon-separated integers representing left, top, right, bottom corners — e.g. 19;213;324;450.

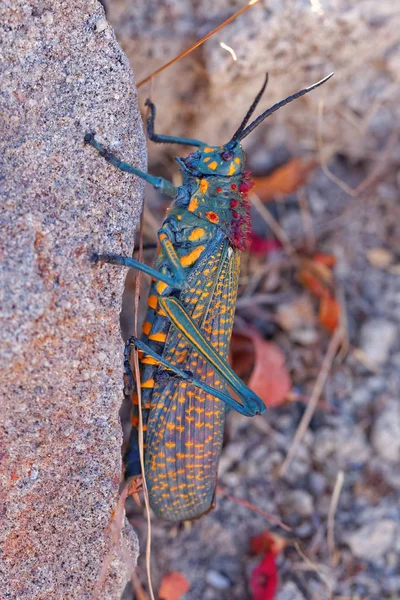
229;171;254;251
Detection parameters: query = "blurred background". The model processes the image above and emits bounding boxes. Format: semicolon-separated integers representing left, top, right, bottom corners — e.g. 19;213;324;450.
102;1;400;598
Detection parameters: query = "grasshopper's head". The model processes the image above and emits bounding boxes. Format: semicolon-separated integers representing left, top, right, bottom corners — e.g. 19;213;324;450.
179;142;245;177
178;72;333;178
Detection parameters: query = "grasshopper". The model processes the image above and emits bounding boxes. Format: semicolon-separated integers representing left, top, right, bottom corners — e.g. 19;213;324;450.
85;72;333;521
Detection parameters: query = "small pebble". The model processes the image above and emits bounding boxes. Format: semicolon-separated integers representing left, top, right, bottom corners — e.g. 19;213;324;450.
205;570;231;590
281;490;314;518
276;581;307;600
309;471;327;496
344;519;397;561
360;318;397;366
372;398;400;463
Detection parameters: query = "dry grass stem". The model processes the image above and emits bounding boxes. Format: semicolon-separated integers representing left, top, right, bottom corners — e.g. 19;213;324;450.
131;569;150;600
298;189;316;253
318;101;397;197
217;486;292;532
293;542;334;599
279;327;343;477
327;470;345;564
91;485;130;600
137;0;261;88
133;214;156;600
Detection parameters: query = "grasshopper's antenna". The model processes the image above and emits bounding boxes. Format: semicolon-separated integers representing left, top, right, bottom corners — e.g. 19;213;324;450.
236;72;334;141
230;73;269;144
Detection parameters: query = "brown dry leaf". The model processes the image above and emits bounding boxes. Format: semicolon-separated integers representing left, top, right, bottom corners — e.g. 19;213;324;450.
318;292;340;332
158;572;190;600
276;295;316;332
297;253;340;331
231;331;291;407
252;158;317;202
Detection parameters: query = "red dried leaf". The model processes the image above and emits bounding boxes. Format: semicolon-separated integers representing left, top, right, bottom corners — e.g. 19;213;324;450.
250;551;279;600
250;233;282;256
313;252;336;268
158;572;190;600
250;531;287;556
231;331;291;407
298;267;327;298
252;158;317;202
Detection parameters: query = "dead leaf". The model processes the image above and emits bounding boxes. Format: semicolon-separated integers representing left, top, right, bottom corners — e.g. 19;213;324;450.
250;531;287;556
276;295;316;332
127;477;143;507
318;292;340;332
250;232;282;256
297;253;339;332
250;552;279;600
313;252;336;268
158;572;190;600
250;531;287;599
231;331;291;407
252;158;317;202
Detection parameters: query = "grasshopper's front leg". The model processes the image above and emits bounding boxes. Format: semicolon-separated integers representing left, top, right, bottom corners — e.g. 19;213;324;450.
84;133;178;198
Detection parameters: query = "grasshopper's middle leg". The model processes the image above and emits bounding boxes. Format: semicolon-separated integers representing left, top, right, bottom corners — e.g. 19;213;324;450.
92;223;187;288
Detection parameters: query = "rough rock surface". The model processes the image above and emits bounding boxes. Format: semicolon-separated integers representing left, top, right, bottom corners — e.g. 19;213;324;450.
1;1;145;598
107;0;400;166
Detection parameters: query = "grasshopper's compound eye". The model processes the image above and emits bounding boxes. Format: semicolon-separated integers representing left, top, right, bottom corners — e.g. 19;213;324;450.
220;150;234;161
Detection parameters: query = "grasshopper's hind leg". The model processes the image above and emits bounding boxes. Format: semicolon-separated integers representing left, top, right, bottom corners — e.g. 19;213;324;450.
127;336;261;417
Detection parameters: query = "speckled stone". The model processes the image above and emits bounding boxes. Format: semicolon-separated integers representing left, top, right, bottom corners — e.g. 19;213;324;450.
1;1;146;598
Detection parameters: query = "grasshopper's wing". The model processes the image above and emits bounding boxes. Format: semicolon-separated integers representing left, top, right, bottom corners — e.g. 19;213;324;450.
145;238;239;521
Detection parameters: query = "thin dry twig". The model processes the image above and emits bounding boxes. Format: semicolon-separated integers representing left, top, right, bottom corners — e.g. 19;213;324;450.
293;542;334;599
336;285;350;363
143;205;161;241
318;100;397;197
131;570;150;600
327;470;345;565
217;486;291;532
137;0;261;88
298;189;316;253
91;486;130;600
250;193;296;256
279;327;343;476
133;212;156;600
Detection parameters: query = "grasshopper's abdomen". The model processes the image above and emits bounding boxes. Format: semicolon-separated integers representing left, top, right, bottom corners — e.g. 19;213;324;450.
145;239;240;520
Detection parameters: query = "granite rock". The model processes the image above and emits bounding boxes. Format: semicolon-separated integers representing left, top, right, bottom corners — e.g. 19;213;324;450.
1;1;145;598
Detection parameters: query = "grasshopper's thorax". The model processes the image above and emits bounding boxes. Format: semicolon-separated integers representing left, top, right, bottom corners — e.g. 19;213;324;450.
177;143;254;251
